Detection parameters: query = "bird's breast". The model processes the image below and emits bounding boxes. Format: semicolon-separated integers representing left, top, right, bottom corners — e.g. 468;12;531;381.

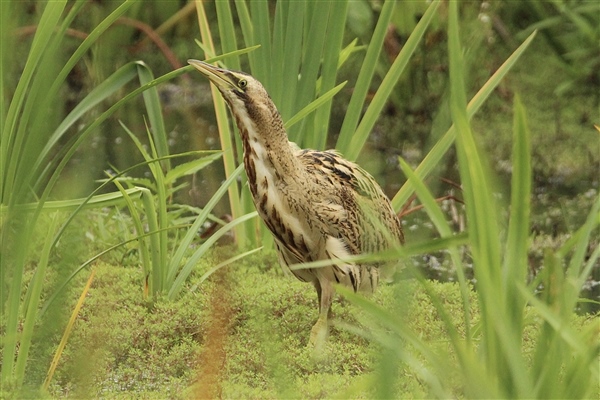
243;142;316;262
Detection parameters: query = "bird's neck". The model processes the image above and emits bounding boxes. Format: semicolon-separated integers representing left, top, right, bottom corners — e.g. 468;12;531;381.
232;110;300;199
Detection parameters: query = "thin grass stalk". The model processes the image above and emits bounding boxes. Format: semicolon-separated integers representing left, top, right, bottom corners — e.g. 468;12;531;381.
195;0;246;248
270;1;286;100
137;62;171;172
42;269;96;391
140;189;162;294
288;1;329;144
251;0;272;84
232;0;254;67
112;179;153;296
216;0;240;71
278;1;304;123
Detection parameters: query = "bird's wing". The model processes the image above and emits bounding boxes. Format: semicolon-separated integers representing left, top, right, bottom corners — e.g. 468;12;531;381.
299;149;403;253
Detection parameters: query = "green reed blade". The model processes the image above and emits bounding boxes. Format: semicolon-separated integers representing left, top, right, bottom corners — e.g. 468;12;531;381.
345;0;441;161
335;0;395;157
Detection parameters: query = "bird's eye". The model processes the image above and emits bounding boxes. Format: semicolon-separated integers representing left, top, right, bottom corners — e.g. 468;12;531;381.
238;79;248;89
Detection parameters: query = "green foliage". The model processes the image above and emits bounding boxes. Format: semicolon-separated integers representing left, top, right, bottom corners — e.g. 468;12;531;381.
337;3;599;399
513;1;600;96
2;1;597;398
1;2;257;392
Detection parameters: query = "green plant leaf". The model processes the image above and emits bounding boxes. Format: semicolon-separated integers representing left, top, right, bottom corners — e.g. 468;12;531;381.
168;211;258;299
335;0;396;157
344;0;441;161
164;152;223;184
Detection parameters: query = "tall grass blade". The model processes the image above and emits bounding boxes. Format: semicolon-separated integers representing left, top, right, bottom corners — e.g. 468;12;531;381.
11;214;60;387
448;3;530;397
289;1;330;144
398;158;471;341
503;94;531;334
311;0;349;150
136;62;170;172
215;0;240;70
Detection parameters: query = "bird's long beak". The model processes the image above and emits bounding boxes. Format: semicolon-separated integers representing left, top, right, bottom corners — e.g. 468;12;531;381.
188;59;235;91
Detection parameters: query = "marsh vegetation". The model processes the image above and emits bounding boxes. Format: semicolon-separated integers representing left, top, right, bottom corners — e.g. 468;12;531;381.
1;1;598;398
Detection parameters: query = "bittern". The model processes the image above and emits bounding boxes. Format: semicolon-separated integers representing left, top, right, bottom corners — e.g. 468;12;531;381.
188;60;404;346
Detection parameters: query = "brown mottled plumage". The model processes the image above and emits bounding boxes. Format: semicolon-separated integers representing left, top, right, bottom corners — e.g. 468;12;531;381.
189;60;404;346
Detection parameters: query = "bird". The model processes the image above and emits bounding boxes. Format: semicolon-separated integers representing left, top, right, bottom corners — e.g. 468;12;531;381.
188;59;404;346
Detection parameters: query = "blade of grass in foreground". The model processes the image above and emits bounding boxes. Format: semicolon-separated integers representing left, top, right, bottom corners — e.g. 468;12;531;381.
398;158;471;341
447;3;530;397
502;94;531;336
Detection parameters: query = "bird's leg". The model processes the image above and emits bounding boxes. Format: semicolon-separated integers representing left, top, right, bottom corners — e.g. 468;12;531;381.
309;277;334;347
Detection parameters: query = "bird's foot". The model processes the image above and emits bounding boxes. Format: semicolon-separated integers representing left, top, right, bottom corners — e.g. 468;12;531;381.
308;317;329;355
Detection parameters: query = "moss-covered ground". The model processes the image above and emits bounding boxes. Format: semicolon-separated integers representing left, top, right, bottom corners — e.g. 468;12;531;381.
21;243;593;398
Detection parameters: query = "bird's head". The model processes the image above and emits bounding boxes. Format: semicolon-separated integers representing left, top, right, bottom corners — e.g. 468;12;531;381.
188;59;282;138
